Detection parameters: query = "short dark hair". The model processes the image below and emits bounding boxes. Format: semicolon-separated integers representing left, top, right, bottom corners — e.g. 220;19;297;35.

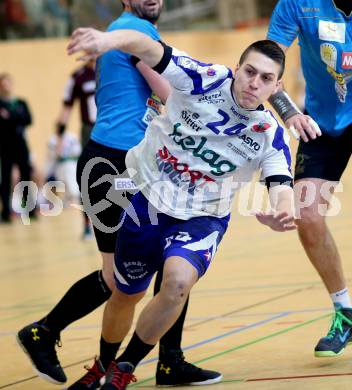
239;40;285;79
120;0;126;9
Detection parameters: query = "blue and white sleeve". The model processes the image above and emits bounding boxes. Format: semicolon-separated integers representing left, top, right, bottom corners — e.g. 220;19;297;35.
260;124;293;184
154;46;232;94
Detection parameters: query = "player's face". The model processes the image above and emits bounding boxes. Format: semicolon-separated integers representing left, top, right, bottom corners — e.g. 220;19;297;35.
233;51;281;109
126;0;163;24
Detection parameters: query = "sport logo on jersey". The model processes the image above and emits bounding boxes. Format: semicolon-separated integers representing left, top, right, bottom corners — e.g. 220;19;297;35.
252;121;271;133
156;146;215;195
342;52;352;69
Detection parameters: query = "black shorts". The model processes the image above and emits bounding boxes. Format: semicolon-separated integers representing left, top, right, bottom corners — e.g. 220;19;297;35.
294;125;352;181
76;139;135;253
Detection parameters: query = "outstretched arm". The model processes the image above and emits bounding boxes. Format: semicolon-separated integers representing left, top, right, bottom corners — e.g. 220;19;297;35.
255;183;296;232
67;28;164;68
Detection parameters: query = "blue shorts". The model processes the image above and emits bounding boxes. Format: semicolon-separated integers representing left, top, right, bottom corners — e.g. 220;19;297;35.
114;192;230;294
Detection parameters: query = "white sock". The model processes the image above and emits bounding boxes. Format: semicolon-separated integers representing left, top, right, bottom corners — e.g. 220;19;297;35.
330;288;352;309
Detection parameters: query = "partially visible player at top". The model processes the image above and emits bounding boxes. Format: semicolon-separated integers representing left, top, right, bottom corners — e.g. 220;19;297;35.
267;0;352;358
66;25;296;389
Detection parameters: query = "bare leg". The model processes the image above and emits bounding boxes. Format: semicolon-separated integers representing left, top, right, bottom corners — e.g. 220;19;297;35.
136;256;198;345
295;178;346;293
102;287;146;343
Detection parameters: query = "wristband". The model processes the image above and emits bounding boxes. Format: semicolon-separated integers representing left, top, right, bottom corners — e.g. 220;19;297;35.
268;90;301;122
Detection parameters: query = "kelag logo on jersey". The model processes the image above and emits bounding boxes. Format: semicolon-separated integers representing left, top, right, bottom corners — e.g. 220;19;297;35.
169;123;236;176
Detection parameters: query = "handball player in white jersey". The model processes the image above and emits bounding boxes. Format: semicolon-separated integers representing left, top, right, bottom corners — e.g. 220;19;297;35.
66;28;296;388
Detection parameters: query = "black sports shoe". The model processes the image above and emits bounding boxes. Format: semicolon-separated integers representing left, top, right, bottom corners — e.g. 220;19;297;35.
67;358;106;389
101;361;136;390
17;323;67;384
315;308;352;357
156;349;222;386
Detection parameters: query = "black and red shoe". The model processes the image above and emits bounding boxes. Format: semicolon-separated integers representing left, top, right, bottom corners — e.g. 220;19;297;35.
100;361;136;390
67;357;106;389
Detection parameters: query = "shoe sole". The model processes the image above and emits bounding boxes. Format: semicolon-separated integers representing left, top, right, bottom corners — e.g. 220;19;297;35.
314;348;345;357
16;334;66;385
156;374;223;387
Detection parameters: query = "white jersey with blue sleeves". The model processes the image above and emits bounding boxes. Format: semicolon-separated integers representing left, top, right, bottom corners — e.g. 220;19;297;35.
126;48;292;220
268;0;352;136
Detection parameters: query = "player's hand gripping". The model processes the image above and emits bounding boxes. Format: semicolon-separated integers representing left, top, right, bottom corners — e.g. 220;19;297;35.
67;28;111;60
255;211;296;232
285;114;322;143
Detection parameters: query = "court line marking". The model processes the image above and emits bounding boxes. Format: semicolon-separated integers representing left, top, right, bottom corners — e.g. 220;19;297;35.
0;312;288;389
184;286;314;329
0;285;313;326
131;312;331;387
0;289;329;388
205;372;352;385
4;311;328;388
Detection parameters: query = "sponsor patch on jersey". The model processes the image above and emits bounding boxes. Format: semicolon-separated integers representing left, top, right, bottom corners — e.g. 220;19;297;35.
342;52;352;69
177;56;199;71
142;107;158;126
146;97;162;113
320;43;337;69
207;67;216;76
252;121;271;133
318;21;345;43
114;178;137;191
